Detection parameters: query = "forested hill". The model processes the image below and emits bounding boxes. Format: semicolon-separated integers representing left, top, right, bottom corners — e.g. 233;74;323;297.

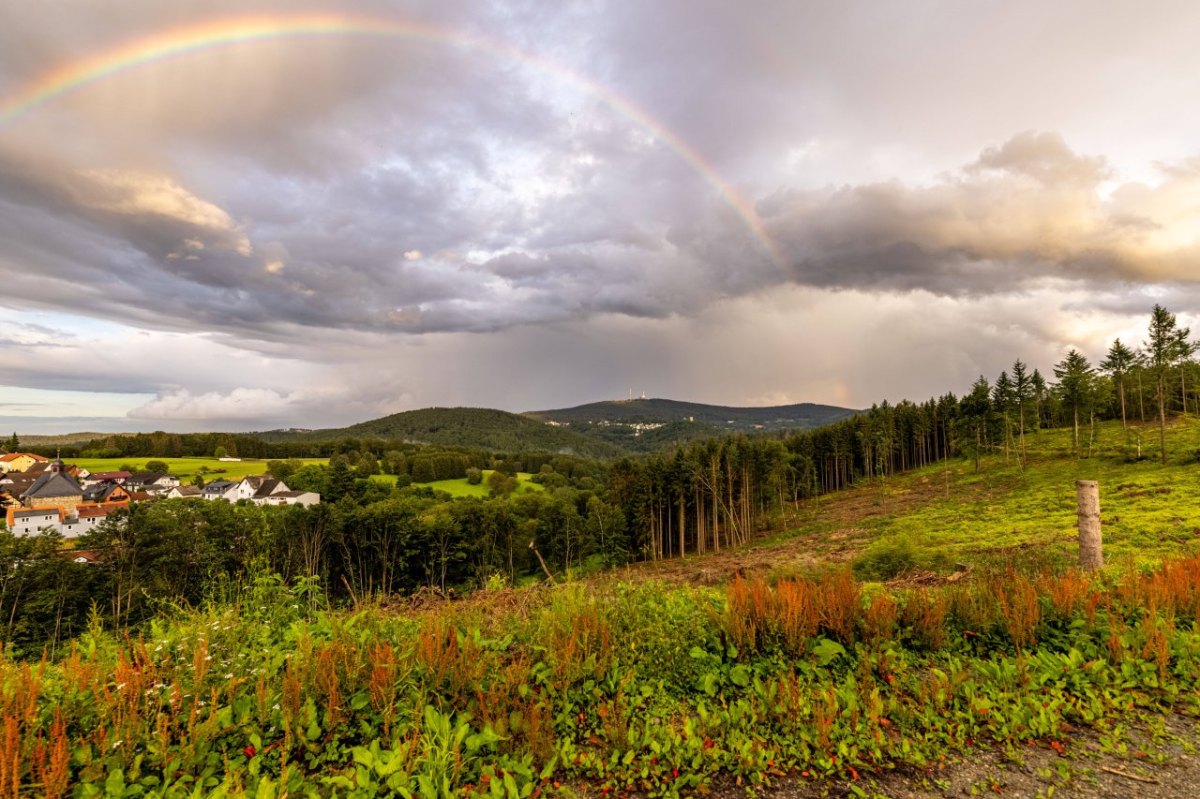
262;407;627;458
525;397;859;431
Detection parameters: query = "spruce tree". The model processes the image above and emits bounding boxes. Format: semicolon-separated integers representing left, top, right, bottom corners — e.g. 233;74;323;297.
1099;338;1136;431
1029;369;1047;430
992;371;1014;459
959;376;991;472
1054;349;1095;455
1011;360;1032;464
1145;305;1181;463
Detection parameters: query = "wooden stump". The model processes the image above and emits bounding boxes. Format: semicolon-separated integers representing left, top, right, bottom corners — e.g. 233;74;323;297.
1076;480;1103;571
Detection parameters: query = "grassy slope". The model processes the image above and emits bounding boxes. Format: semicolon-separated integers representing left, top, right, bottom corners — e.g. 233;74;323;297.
842;416;1200;567
629;415;1200;587
73;456;329;482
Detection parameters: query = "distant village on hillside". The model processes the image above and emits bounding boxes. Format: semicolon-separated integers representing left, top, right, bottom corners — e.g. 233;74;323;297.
0;452;320;538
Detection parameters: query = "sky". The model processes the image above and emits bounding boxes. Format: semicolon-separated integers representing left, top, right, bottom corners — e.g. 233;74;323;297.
2;0;1200;434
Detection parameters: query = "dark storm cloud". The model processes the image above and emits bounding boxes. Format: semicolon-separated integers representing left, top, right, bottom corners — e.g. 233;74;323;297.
764;132;1200;299
4;1;1200;426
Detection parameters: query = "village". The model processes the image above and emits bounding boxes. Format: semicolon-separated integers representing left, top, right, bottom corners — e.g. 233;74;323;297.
0;452;320;538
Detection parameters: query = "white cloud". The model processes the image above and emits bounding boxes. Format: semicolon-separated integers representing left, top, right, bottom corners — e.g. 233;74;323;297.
77;169;252;256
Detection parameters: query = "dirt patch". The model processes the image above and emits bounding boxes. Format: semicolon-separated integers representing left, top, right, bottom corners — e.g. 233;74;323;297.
614;466;1000;588
696;713;1200;799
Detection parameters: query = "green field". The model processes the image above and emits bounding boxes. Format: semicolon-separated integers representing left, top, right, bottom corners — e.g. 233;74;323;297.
72;456;328;482
369;469;544;497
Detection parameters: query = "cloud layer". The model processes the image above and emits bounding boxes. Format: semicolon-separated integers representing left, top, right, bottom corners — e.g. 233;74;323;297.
1;1;1199;428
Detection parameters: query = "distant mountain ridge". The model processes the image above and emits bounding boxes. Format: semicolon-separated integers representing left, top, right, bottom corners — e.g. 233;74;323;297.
524;398;859;432
258;407;628;458
31;400;860;460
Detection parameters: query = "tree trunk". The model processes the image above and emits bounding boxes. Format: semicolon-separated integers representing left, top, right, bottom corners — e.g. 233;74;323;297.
1119;378;1127;431
1076;480;1103;571
1158;377;1168;464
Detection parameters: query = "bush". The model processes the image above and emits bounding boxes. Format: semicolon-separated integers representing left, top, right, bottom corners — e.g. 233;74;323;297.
465;468;483;485
852;536;917;581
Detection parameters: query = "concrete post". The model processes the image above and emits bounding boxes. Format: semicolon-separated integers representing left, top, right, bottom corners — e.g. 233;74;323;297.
1076;480;1103;571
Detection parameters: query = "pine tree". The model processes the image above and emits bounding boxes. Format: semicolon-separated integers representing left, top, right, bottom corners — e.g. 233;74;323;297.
992;371;1015;459
1011;360;1032;464
1145;305;1181;463
1029;369;1047;430
1054;349;1095;455
1173;328;1197;415
1099;338;1136;431
327;457;356;502
959;376;992;472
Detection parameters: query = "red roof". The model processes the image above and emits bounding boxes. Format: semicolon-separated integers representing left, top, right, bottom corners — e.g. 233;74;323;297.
76;505;115;519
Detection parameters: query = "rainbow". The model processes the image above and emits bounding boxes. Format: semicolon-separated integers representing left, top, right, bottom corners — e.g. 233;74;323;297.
0;12;781;264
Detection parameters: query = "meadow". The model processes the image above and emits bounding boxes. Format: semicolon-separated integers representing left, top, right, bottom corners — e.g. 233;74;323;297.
370;471;545;497
6;418;1200;797
72;457;329;482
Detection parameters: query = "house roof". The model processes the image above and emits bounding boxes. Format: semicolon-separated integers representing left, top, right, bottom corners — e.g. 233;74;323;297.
202;480;237;493
11;507;61;518
7;506;65;526
170;485;202;496
272;490;314;498
75;505;116;519
89;471;132;480
127;491;154;502
82;482;125;502
21;468;83;500
250;478;281;497
127;472;169;484
0;453;48;463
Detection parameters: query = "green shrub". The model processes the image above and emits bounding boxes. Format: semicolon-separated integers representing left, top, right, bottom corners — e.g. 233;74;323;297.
852;536;917;581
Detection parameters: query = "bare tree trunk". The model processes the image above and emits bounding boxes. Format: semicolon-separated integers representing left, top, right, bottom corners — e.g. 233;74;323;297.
1076;480;1103;571
1119;378;1127;431
1158;378;1168;464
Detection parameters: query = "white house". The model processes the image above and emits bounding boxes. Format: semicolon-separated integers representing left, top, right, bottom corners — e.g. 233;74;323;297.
7;507;63;536
235;476;288;503
259;490;321;507
6;504;119;538
125;473;181;493
201;480;239;501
